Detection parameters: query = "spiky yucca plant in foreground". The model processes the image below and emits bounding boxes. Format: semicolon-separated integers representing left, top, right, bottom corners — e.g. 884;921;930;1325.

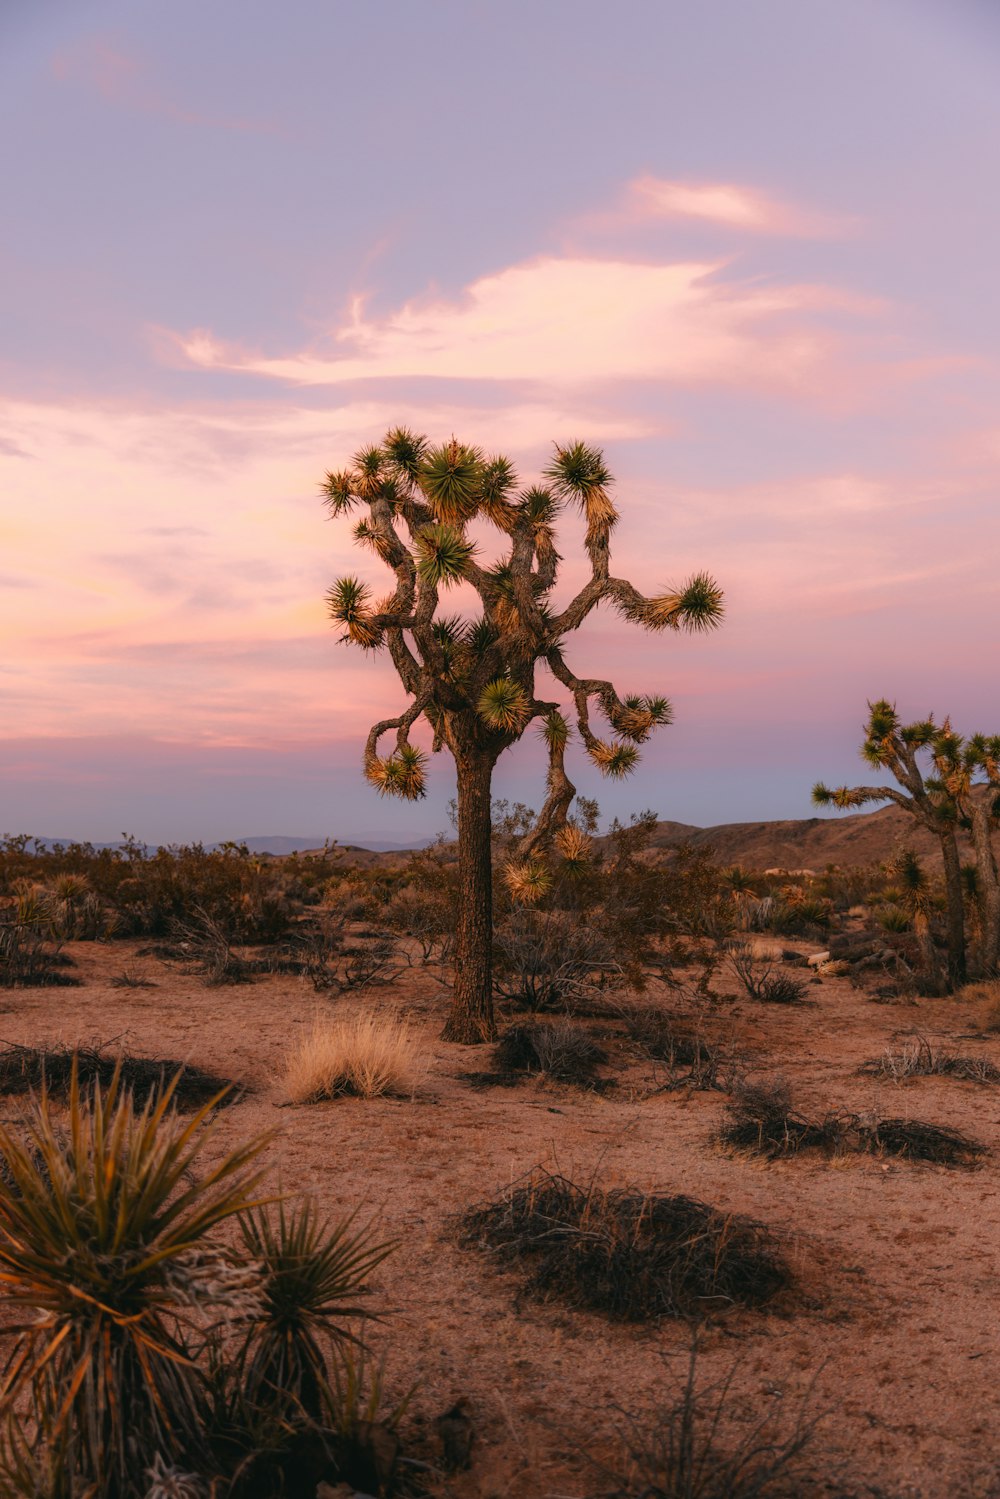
0;1071;399;1497
0;1067;266;1495
323;430;723;1040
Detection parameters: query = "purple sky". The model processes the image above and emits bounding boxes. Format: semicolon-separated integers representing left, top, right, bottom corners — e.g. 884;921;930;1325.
3;0;1000;844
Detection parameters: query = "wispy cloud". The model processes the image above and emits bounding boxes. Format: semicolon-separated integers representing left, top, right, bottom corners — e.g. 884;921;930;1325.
609;175;857;237
170;254;880;397
50;36;279;134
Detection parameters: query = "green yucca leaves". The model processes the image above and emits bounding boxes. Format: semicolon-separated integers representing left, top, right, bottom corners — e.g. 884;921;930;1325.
350;444;385;499
415;523;477;589
0;1066;268;1492
418;440;483;524
467;616;498;658
543;441;612;501
365;745;427;800
382;425;428;482
326;577;382;649
237;1200;395;1420
587;739;640;779
643;574;724;633
540;710;570;751
477;677;530;734
479;456;518;529
321;470;358;517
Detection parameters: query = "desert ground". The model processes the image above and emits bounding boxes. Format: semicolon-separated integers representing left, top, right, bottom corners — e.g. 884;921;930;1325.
6;931;1000;1498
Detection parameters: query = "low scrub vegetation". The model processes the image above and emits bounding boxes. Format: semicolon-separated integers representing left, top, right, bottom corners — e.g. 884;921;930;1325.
591;1341;823;1499
0;1041;238;1110
858;1036;1000;1084
0;1067;404;1496
284;1012;422;1102
722;1077;987;1167
467;1019;610;1090
460;1168;792;1320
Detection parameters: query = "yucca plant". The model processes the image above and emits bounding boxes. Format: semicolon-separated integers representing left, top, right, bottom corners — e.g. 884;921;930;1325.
0;1066;267;1497
322;428;723;1040
235;1201;395;1422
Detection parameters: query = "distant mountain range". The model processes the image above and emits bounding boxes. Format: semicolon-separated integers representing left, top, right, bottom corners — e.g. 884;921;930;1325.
27;805;961;867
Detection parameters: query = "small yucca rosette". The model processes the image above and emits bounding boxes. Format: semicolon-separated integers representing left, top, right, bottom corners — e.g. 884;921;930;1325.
503;859;552;905
586;738;640;779
544;441;618;532
351;443;386;500
321;469;358;516
325;576;382;649
477;676;530;734
419;439;484;524
415;522;477;588
554;824;592;864
539;709;570;751
352;518;397;562
382;424;429;483
365;744;427;800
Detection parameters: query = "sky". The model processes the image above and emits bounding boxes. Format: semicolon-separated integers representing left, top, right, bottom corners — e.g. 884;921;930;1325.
2;0;1000;845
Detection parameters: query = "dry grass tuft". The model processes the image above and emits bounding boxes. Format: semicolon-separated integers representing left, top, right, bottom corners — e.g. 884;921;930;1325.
855;1117;986;1167
460;1167;792;1320
857;1037;1000;1085
284;1011;422;1102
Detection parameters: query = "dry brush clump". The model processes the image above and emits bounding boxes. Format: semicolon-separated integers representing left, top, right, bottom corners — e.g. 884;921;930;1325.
284;1012;423;1102
466;1019;610;1090
721;1076;987;1168
622;1005;735;1092
589;1340;825;1499
857;1036;1000;1084
727;944;811;1007
460;1168;792;1321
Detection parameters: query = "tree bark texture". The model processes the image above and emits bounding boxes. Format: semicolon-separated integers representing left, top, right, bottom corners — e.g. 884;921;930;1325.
441;749;498;1043
938;830;968;988
968;801;1000;976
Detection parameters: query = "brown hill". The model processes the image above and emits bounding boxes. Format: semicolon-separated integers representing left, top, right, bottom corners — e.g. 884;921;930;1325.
639;805;954;870
312;802;968;872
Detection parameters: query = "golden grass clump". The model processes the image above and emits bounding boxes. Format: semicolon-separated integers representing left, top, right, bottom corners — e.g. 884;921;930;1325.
285;1012;422;1103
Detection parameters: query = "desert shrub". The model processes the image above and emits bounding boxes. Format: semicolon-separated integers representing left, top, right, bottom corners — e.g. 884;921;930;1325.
721;1079;847;1160
494;907;624;1011
858;1037;1000;1084
172;907;256;985
727;944;809;1006
855;1117;986;1166
623;1008;729;1092
478;1020;609;1089
0;915;79;987
460;1168;792;1320
767;897;833;937
591;1341;821;1499
110;964;157;988
875;903;911;933
0;1042;239;1110
284;1013;421;1102
0;1068;405;1497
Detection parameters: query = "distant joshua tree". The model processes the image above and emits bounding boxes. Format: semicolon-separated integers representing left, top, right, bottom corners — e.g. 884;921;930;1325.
322;429;723;1041
814;700;1000;986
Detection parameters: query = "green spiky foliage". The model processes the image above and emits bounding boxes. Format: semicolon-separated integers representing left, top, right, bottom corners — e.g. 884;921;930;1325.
236;1201;395;1422
813;699;1000;988
0;1065;267;1496
322;429;724;1041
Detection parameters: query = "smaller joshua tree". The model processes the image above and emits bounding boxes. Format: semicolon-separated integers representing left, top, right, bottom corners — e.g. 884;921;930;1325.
323;429;723;1041
930;727;1000;976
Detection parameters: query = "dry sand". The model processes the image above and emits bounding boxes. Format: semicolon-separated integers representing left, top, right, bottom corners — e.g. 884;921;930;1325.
5;941;1000;1497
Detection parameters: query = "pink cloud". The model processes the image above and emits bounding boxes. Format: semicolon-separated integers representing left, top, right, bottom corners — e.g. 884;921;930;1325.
170;254;880;397
50;36;278;134
616;175;857;237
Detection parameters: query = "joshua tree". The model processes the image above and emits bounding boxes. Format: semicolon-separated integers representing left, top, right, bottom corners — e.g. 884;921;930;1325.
930;727;1000;975
323;429;723;1041
813;701;967;987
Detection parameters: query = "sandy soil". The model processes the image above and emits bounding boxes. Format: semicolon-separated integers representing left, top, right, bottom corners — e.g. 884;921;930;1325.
5;940;1000;1498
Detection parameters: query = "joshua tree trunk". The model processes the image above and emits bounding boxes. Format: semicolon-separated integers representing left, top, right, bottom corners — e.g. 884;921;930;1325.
441;745;498;1043
967;801;1000;975
939;831;967;988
